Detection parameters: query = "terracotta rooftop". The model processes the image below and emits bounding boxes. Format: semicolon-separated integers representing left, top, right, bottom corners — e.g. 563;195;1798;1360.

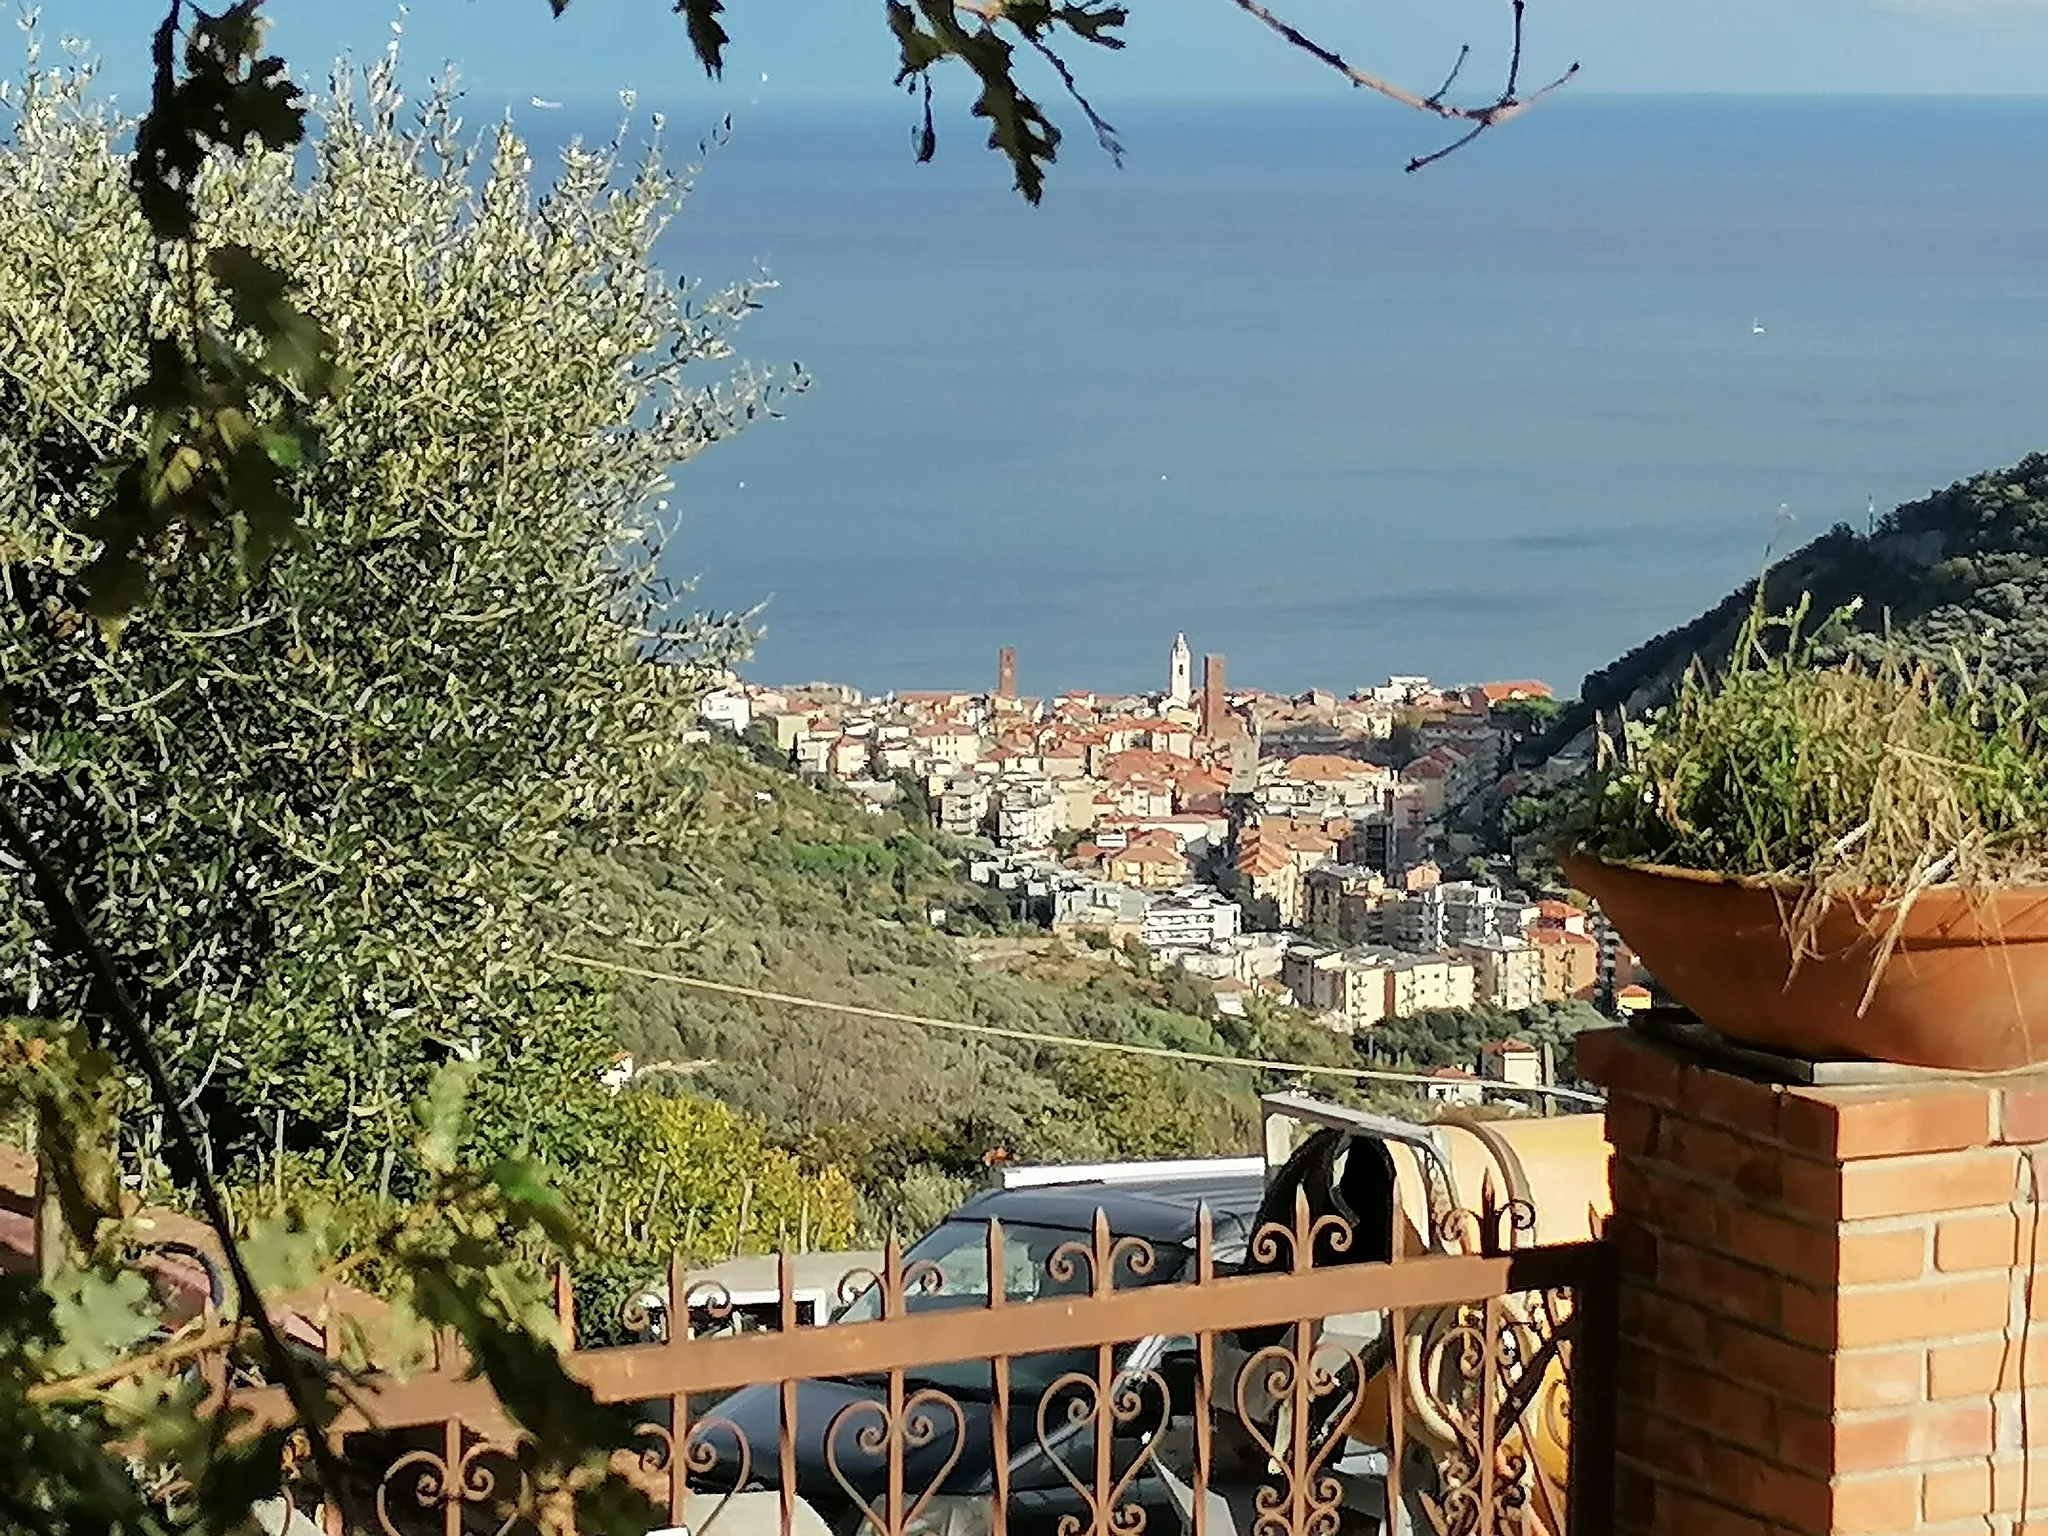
1123;828;1184;852
1101;749;1189;781
1276;753;1385;782
1474;680;1553;702
1110;841;1187;867
1236;842;1295;878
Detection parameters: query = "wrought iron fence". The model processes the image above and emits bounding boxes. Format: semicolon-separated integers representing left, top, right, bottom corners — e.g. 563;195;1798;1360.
238;1188;1616;1536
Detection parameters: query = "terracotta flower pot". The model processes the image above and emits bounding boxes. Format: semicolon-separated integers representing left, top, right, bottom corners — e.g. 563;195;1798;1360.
1561;854;2048;1073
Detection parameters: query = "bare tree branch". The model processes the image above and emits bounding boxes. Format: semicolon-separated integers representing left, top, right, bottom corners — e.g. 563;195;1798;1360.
1406;119;1490;173
1425;44;1471;108
1505;0;1526;97
1225;0;1579;170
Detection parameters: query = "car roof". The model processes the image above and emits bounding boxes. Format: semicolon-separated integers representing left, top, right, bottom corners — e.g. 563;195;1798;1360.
944;1171;1267;1246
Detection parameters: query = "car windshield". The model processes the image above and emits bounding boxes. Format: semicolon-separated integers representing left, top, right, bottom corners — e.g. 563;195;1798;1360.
833;1218;1188;1399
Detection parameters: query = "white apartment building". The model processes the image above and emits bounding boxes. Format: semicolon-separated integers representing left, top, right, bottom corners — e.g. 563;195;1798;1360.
1381;881;1531;951
937;777;991;839
1140;887;1243;952
995;786;1058;849
696;688;751;734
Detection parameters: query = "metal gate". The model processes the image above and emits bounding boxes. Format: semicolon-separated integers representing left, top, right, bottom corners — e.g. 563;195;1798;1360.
241;1190;1616;1536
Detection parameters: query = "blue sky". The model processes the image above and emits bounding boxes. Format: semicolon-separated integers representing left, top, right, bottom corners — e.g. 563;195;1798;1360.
45;0;2048;111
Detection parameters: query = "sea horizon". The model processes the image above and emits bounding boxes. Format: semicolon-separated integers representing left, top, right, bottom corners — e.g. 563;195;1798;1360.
537;92;2048;700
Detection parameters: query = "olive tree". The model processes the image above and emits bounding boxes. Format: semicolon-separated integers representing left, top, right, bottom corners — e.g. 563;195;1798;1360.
0;28;814;1527
0;36;790;1185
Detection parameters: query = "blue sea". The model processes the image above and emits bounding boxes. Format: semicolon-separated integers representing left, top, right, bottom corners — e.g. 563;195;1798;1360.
611;95;2048;699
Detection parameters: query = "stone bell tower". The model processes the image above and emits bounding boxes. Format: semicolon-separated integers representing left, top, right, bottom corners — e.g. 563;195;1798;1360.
1168;633;1193;708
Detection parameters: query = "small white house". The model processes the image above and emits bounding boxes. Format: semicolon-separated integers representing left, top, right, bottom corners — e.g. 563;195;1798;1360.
1478;1038;1544;1089
697;688;752;734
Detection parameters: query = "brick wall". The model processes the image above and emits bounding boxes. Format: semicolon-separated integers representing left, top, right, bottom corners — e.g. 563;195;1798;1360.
1578;1027;2048;1536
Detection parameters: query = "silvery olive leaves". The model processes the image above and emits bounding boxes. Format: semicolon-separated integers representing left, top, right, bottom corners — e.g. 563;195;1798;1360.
0;20;787;1200
0;19;786;1530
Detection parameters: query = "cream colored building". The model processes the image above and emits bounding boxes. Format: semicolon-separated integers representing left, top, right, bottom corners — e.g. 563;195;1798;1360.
1479;1038;1544;1089
1054;778;1106;831
1102;837;1190;891
1385;952;1477;1017
1280;945;1392;1032
1454;938;1543;1012
913;726;983;768
1281;943;1475;1030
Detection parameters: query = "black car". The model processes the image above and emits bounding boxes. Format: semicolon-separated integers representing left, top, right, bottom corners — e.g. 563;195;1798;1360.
691;1169;1267;1536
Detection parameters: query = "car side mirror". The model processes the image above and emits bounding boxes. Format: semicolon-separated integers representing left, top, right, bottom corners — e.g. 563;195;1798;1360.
1156;1348;1201;1420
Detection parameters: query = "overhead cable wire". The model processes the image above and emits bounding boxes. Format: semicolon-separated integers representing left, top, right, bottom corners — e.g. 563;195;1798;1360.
551;951;1607;1107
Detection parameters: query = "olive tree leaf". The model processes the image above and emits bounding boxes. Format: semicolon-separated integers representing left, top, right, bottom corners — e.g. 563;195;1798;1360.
551;0;727;76
92;7;341;619
41;1267;157;1377
416;1062;482;1176
237;1214;327;1297
677;0;732;78
485;1158;582;1253
886;0;1126;202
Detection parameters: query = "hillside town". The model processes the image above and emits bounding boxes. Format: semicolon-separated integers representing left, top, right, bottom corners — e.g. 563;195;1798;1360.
697;636;1650;1089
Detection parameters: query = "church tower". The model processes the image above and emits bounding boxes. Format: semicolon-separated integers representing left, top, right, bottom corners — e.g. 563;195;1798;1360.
1168;633;1193;707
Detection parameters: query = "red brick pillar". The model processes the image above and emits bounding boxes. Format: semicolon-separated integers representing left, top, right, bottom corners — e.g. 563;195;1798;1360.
1577;1027;2048;1536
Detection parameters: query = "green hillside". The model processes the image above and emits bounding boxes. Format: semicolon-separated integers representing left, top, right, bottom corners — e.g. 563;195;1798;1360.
567;742;1363;1234
1526;453;2048;767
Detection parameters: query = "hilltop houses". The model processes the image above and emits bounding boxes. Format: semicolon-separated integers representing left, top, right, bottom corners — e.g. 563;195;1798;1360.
722;642;1638;1046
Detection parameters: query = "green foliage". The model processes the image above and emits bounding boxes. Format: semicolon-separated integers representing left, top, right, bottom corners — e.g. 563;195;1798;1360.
886;0;1127;203
92;3;345;616
574;743;1363;1206
586;1091;858;1260
0;40;795;1529
1553;590;2048;900
40;1268;156;1380
5;1052;662;1530
856;1166;976;1247
1491;697;1563;731
0;1275;172;1534
1159;963;1214;1020
0;43;782;1197
1532;456;2048;771
1359;1001;1605;1083
568;1090;859;1344
1046;1051;1247;1159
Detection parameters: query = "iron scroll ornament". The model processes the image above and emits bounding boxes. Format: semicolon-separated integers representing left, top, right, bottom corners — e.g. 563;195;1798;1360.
1032;1362;1175;1536
822;1389;969;1536
376;1438;526;1536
